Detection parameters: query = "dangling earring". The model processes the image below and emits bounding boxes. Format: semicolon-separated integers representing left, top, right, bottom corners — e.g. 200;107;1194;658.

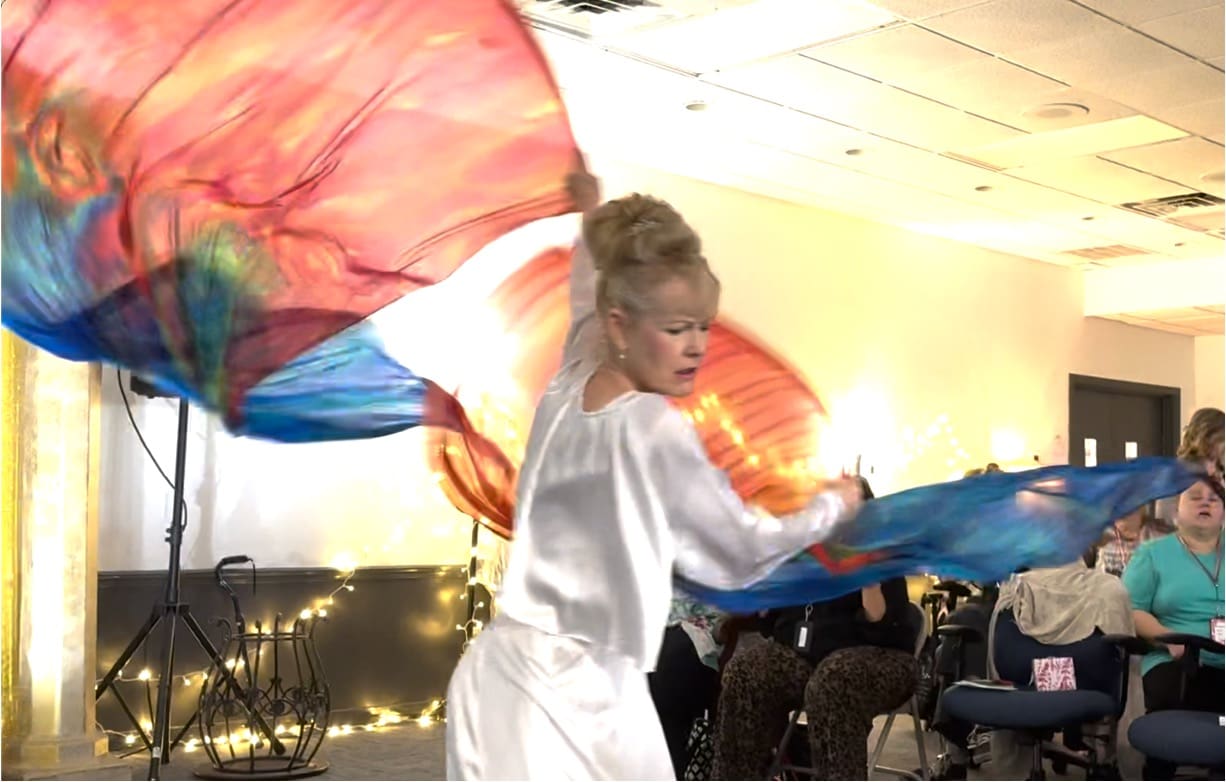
617;348;627;362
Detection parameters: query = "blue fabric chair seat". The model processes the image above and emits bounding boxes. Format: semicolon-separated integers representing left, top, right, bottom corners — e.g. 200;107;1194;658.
942;685;1116;730
1128;711;1225;768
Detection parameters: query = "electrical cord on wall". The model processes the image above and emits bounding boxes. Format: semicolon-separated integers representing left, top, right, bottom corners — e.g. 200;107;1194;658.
115;368;188;528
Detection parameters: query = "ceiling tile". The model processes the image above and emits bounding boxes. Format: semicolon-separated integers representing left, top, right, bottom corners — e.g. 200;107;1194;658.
1085;251;1180;267
693;88;872;160
1009;26;1191;89
538;11;1221;276
810;25;1072;129
734;147;858;194
1142;228;1224;259
953;116;1189;169
608;0;898;74
1009;156;1189;203
1044;203;1221;256
1086;60;1224;118
903;61;1071;126
1138;6;1226;60
1149;96;1226;142
820;136;992;190
905;217;1105;255
924;2;1195;96
716;148;1009;227
1102;137;1226;196
552;46;875;164
809;23;982;76
1126;319;1206;335
705;54;1021;150
1171;316;1225;331
1005;88;1142;132
1186;320;1225;334
1133;306;1225;325
965;172;1117;216
1136;307;1200;320
542;31;692;92
923;0;1117;54
863;0;993;20
1076;0;1220;27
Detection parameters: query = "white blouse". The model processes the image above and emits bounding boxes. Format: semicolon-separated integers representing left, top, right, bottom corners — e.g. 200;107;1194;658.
495;239;849;671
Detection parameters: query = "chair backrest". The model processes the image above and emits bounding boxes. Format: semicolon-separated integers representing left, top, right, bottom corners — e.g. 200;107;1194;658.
904;600;929;657
992;608;1126;702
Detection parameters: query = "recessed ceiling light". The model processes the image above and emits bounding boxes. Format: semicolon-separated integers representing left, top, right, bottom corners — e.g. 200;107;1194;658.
684;100;708;112
974;185;992;192
1201;170;1225;184
844;148;864;156
1023;102;1091;121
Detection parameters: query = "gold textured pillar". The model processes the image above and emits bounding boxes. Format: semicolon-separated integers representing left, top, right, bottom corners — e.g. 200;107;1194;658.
1;333;128;780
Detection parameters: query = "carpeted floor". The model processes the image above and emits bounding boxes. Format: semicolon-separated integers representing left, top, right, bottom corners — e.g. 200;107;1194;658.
120;714;1098;781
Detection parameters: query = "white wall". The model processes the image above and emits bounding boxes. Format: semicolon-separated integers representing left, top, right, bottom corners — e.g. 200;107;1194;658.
597;159;1196;477
1194;335;1225;411
98;162;1198;571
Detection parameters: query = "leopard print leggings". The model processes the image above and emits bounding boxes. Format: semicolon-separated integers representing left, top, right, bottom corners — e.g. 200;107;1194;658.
712;643;916;780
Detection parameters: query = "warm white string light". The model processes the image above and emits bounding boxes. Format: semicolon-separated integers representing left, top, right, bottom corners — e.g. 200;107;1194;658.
101;551;457;748
104;472;502;749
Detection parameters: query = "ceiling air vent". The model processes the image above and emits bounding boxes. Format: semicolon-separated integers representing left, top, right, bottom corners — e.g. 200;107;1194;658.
1060;244;1153;261
519;0;694;37
541;0;653;13
1119;192;1224;219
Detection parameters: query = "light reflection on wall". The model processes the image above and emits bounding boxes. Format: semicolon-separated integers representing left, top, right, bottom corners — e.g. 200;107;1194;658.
811;383;1047;493
98;203;1065;573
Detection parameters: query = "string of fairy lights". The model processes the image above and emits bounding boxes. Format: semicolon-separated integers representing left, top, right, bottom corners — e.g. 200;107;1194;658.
102;374;1022;755
99;516;491;753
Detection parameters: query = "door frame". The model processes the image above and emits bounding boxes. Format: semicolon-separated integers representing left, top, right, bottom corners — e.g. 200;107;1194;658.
1068;373;1182;459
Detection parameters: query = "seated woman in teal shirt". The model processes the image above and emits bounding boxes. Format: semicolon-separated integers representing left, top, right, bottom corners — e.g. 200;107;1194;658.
1123;479;1223;778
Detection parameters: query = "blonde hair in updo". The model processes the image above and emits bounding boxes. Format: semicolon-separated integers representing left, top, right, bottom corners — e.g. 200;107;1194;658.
1179;407;1224;463
583;193;718;315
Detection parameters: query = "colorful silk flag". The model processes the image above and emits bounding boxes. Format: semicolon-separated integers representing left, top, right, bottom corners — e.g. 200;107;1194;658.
3;0;577;440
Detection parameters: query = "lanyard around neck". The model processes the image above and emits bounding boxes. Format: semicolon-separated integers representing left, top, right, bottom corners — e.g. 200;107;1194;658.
1177;533;1223;592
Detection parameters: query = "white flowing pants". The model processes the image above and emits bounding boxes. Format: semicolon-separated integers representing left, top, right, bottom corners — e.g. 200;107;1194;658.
445;619;673;781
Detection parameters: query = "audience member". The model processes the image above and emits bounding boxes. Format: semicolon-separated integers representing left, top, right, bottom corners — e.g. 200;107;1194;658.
1178;407;1224;489
986;559;1135;777
1123;479;1224;780
1096;508;1171;577
649;593;725;779
712;479;917;780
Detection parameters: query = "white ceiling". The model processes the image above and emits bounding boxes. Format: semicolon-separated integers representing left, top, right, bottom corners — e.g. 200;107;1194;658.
1103;304;1225;335
520;0;1225;334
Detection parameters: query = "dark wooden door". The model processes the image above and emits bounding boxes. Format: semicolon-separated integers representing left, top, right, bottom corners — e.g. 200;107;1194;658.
1069;375;1180;468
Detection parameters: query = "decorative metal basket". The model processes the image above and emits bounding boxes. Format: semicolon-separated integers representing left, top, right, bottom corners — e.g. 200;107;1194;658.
194;558;331;779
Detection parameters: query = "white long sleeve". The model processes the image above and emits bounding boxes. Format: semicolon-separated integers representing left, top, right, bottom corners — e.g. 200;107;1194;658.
647;403;850;590
560;238;601;369
498;384;848;670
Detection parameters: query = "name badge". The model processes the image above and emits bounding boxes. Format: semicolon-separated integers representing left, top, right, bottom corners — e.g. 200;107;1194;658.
793;604;815;653
1211;617;1225;644
1033;657;1077;692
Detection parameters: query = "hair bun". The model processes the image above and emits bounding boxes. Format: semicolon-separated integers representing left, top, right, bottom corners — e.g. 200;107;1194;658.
583;193;702;274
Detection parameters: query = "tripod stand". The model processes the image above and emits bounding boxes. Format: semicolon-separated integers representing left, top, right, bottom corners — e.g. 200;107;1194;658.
95;396;283;779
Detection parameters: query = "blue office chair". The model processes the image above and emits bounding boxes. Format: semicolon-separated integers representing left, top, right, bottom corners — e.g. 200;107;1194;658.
940;608;1137;780
1126;632;1225;776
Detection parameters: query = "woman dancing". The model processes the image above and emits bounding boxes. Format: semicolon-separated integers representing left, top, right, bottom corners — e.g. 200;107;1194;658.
444;169;863;780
